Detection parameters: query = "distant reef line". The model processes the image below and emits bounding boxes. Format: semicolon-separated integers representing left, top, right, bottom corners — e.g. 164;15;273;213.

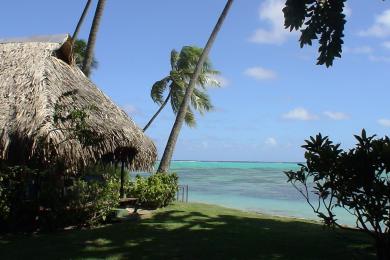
155;160;304;164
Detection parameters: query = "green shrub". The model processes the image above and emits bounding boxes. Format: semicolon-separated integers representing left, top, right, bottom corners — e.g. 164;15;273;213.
66;175;120;226
39;169;120;229
0;170;11;223
129;173;178;209
0;165;40;231
0;163;121;231
285;130;390;259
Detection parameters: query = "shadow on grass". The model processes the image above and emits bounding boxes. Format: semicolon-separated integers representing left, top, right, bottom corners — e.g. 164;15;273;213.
0;203;375;259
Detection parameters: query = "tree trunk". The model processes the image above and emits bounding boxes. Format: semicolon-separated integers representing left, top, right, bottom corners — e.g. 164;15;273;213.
157;0;234;173
82;0;106;77
143;89;172;132
72;0;93;42
120;161;125;199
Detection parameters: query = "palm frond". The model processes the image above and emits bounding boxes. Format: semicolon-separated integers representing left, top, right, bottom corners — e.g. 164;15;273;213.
184;107;196;127
205;77;221;87
170;49;179;70
176;46;220;88
197;74;221;88
170;83;184;114
150;46;219;125
177;46;203;70
206;69;220;75
151;77;170;104
191;89;214;115
200;60;214;73
170;70;186;88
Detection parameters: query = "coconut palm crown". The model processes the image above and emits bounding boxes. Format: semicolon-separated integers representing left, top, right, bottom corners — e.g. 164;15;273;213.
144;46;220;131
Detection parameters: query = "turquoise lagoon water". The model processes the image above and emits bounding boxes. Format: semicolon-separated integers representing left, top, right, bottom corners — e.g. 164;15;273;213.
143;161;355;225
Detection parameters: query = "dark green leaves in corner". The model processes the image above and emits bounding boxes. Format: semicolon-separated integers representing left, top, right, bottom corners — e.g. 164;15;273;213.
283;0;347;67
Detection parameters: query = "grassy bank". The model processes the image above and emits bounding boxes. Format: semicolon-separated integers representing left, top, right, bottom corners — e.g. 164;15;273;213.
0;202;375;259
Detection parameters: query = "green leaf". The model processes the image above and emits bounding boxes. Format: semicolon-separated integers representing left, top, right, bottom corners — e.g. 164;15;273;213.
151;77;170;105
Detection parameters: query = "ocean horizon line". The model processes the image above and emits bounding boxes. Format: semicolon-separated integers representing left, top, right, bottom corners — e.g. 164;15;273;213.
156;160;304;164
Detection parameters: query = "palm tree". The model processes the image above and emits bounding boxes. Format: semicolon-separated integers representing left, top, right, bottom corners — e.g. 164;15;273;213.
73;39;98;71
143;46;220;132
82;0;106;77
157;0;234;173
72;0;93;43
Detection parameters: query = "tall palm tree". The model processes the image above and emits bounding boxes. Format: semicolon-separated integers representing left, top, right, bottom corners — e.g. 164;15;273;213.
157;0;234;173
72;0;93;43
82;0;106;77
143;46;220;132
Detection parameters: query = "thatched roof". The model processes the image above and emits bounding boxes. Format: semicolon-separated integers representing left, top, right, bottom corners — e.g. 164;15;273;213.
0;34;157;172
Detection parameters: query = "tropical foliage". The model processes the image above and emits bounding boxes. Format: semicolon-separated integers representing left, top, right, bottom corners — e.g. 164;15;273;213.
73;39;98;71
37;168;121;229
285;130;390;260
0;163;121;231
128;173;178;209
0;165;39;230
157;0;234;173
63;173;120;227
283;0;347;67
53;89;103;147
144;46;220;131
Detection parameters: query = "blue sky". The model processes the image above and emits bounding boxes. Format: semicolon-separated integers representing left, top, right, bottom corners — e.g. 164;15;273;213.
2;1;390;162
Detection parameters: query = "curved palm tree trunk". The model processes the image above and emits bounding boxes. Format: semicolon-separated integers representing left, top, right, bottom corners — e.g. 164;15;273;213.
143;90;172;132
82;0;106;77
72;0;93;42
157;0;234;173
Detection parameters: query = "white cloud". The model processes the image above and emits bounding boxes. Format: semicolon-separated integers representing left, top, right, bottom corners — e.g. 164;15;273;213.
378;118;390;127
283;107;318;121
244;66;277;80
323;111;350;120
359;9;390;37
344;46;373;55
265;137;278;146
369;55;390;63
249;0;293;45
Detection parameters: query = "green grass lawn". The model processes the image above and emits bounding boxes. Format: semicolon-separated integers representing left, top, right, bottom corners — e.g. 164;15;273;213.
0;202;375;259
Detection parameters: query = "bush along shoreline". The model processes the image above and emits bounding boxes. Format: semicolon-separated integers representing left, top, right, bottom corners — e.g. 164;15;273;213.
128;173;178;209
0;163;178;233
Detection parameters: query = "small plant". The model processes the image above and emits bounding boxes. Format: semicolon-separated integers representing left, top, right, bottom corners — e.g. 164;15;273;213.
52;90;103;147
285;129;390;260
129;173;178;209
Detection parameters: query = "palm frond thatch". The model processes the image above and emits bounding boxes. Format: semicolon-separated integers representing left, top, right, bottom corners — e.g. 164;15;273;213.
0;34;157;172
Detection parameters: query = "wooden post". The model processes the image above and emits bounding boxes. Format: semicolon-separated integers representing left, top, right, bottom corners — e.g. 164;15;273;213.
120;161;125;199
186;185;189;203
